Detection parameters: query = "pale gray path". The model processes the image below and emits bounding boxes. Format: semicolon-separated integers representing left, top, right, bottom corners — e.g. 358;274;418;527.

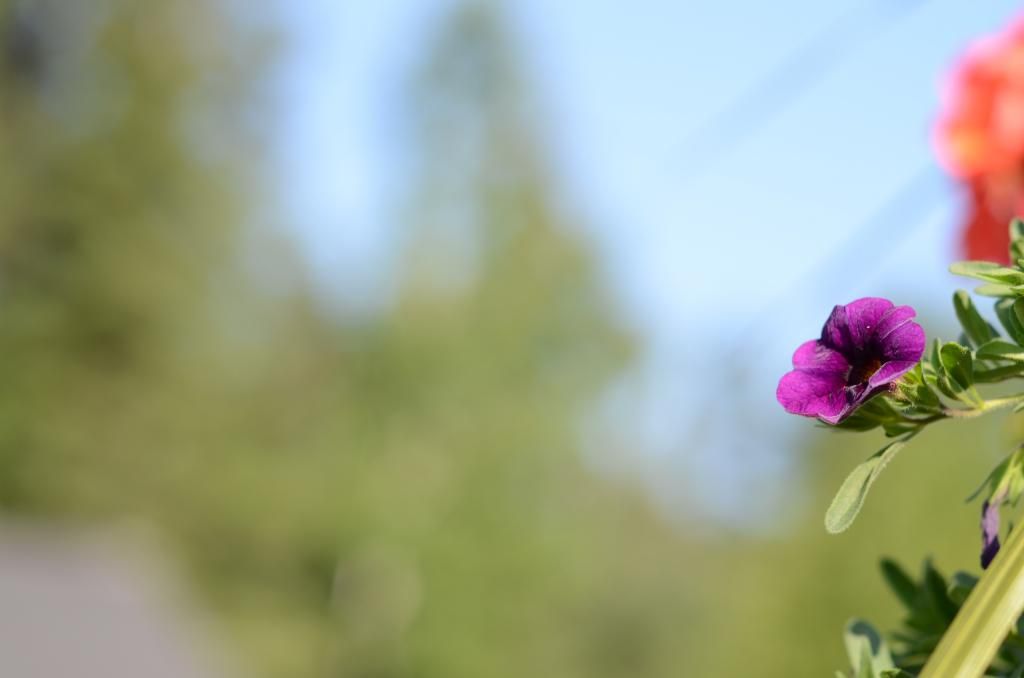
0;522;236;678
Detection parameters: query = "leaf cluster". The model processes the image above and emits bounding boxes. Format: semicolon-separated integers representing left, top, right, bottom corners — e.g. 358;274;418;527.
839;559;1024;677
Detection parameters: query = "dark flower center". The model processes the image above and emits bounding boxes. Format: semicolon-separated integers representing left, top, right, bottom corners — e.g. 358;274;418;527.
847;355;882;386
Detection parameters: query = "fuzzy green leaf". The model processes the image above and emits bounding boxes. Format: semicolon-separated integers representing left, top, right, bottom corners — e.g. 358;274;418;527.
845;619;896;678
939;342;973;389
996;298;1024;345
881;558;919;610
826;438;910;534
1011;218;1024;263
974;284;1017;298
954;290;996;347
976;339;1024;362
951;261;1024;285
970;284;1019;299
938;341;981;407
928;340;961;401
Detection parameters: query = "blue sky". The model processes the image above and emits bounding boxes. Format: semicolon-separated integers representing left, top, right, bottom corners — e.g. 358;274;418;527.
270;0;1023;525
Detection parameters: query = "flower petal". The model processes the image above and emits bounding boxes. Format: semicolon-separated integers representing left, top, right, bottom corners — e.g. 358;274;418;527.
844;297;895;349
822;298;894;353
875;305;917;341
777;341;852;418
821;305;851;352
867;360;917;389
791;339;849;373
776;368;849;421
820;383;876;425
880;321;927;363
982;500;1001;569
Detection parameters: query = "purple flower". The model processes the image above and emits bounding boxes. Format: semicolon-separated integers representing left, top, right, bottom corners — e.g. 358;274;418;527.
777;297;926;424
981;499;1002;569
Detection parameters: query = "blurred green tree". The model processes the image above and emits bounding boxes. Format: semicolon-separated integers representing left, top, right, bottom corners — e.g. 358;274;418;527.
299;3;710;676
0;1;707;676
0;0;260;511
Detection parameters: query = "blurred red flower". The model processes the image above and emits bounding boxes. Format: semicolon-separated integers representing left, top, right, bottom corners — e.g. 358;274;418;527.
937;17;1024;263
961;176;1024;263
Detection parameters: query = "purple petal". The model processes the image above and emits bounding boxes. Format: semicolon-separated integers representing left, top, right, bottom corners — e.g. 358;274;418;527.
821;305;852;353
778;341;854;421
791;340;849;373
867;360;918;389
845;298;895;344
820;383;875;424
880;321;927;364
875;305;917;341
776;363;849;423
822;298;894;353
982;500;1001;569
776;371;849;421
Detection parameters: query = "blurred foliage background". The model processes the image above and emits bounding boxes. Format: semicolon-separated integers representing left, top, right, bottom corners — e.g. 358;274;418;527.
0;0;1015;676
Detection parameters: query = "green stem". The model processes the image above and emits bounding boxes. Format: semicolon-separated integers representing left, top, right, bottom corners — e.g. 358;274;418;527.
941;394;1024;420
920;520;1024;677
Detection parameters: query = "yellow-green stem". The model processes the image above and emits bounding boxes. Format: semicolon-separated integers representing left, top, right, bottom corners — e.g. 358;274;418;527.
920;518;1024;677
944;394;1024;419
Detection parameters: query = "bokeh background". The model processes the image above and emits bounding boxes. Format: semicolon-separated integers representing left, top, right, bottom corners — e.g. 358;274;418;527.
1;0;1023;676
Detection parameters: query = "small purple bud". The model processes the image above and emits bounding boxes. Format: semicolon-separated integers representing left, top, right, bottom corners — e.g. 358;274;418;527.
982;499;1002;569
777;298;926;424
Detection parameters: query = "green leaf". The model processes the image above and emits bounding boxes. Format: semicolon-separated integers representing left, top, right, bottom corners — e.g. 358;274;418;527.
939;342;974;390
826;437;911;534
1011;216;1024;239
928;340;961;401
881;558;919;610
845;619;896;678
1011;217;1024;263
948;572;978;606
996;298;1024;345
974;284;1017;298
938;341;981;407
857;646;874;678
834;396;905;433
832;412;883;432
976;339;1024;362
967;456;1009;503
897;363;942;412
951;261;1024;285
998;450;1024;507
968;449;1024;507
1013;297;1024;332
974;364;1024;383
880;421;919;437
954;290;996;347
923;560;958;624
